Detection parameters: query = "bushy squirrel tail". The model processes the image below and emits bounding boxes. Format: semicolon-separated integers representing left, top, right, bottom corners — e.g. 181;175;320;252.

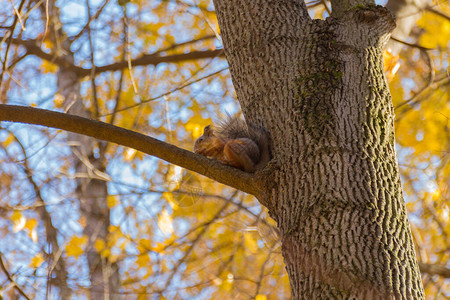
216;115;270;170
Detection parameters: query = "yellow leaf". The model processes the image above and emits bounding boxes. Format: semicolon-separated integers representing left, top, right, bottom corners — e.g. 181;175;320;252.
136;253;151;268
431;189;441;201
213;277;223;286
42;39;53;50
417;11;450;48
109;254;119;263
54;93;65;108
221;273;233;291
383;49;400;80
25;218;37;231
137;238;151;253
66;235;88;258
152;242;165;253
94;239;105;252
41;60;58;73
107;226;123;248
255;295;267;300
11;210;22;223
101;248;111;258
30;253;45;268
244;232;259;254
26;218;38;243
124;148;136;161
119;240;128;251
107;195;119;208
166;165;183;191
158;208;173;236
2;133;15;147
11;211;25;233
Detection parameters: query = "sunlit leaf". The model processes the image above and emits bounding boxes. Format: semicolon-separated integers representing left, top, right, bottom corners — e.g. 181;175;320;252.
30;253;45;269
107;195;119;208
66;236;88;258
94;239;105;252
158;208;174;236
11;211;25;233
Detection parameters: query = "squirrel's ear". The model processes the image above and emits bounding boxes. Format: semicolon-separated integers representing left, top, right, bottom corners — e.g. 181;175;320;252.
204;124;214;136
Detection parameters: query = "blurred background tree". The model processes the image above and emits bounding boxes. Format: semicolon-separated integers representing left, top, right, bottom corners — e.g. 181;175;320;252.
0;0;448;299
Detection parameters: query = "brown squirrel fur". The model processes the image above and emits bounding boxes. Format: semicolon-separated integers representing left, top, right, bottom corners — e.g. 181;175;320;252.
194;116;270;172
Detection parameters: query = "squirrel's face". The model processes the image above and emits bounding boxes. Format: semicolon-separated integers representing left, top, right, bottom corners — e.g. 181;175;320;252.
194;124;212;153
194;124;221;155
193;136;205;153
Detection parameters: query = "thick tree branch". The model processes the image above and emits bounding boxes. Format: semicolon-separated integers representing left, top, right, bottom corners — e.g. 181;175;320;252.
0;104;262;197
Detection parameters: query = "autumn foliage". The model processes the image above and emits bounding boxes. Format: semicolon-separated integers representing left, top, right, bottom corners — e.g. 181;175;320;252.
0;0;448;299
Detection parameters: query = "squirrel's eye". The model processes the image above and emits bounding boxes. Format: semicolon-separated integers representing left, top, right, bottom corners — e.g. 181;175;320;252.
198;137;204;142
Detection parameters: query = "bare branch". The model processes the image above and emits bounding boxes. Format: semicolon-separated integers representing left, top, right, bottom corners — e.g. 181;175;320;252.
396;75;450;113
3;131;72;298
419;262;450;278
0;104;263;197
6;37;225;77
71;0;110;41
0;252;32;300
389;37;432;51
425;6;450;22
152;35;217;56
0;0;27;88
107;67;227;115
86;0;100;119
83;49;224;77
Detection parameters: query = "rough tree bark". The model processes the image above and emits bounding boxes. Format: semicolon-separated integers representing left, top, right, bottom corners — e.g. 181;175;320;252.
213;0;425;298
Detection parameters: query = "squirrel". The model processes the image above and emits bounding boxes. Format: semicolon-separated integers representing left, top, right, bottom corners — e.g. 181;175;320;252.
194;115;270;172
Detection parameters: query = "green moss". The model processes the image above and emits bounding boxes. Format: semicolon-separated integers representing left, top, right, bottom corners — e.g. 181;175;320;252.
294;22;345;140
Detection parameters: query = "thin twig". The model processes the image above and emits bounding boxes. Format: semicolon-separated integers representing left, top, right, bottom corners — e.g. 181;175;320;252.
0;0;27;88
0;252;32;300
152;34;216;56
3;36;225;77
108;15;128;126
396;76;450;113
389;37;433;51
104;66;227;115
396;50;435;110
86;0;99;119
425;6;450;21
71;0;110;41
320;0;331;15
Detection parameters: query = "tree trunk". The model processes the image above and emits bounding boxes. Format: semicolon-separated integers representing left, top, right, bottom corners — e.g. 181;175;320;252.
45;2;121;297
58;55;120;300
213;1;425;298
